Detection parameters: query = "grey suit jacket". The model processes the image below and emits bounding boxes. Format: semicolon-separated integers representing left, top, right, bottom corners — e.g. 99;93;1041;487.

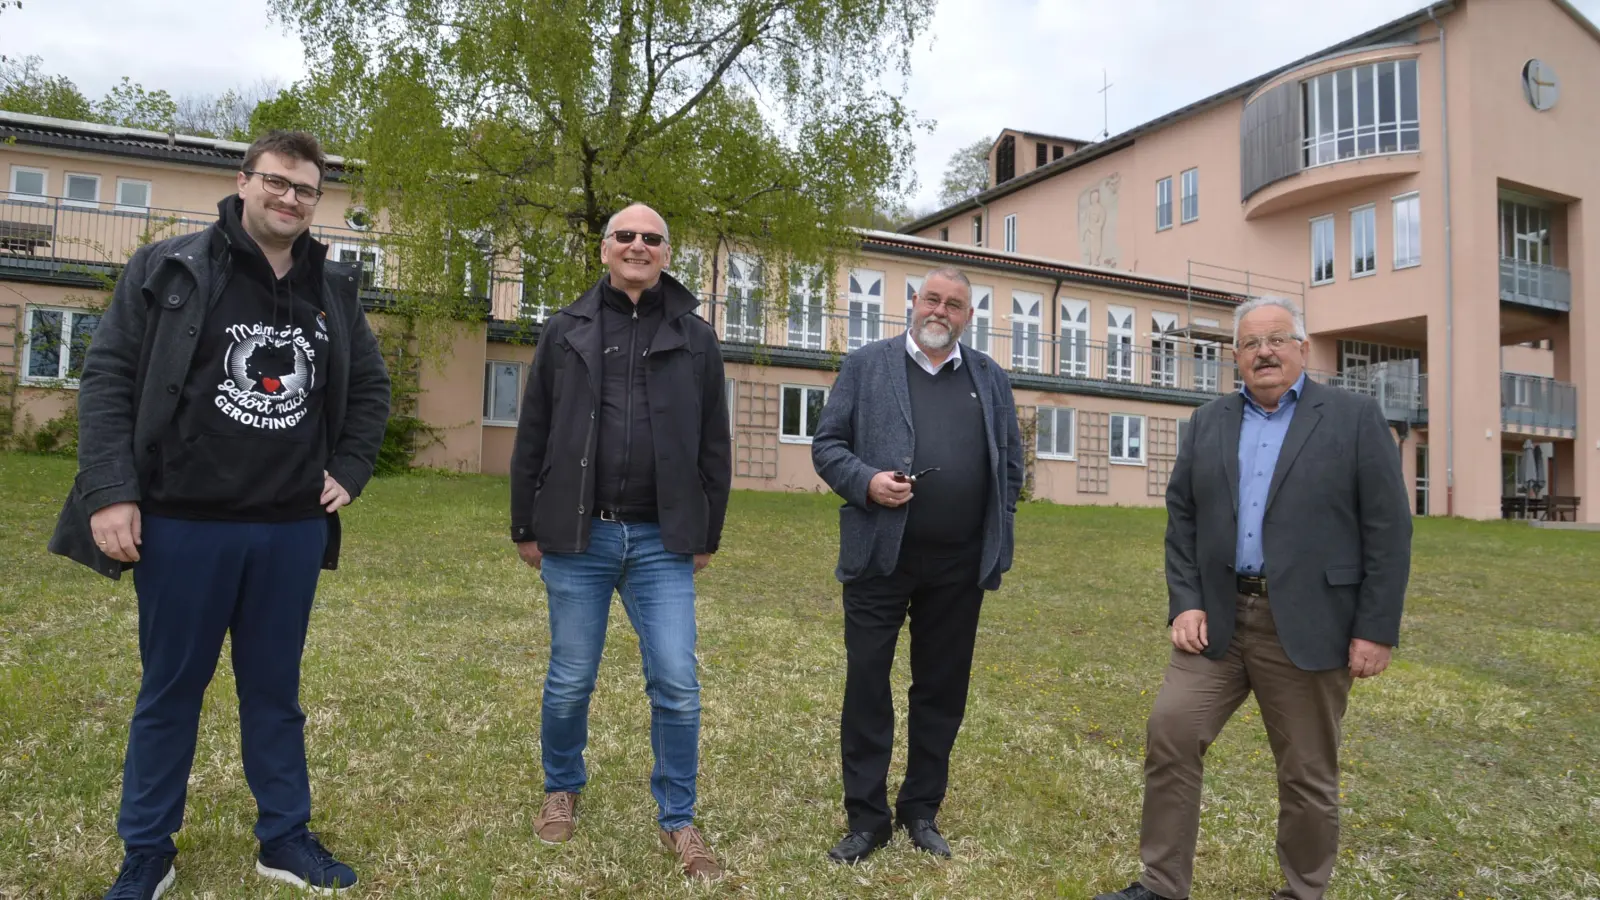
812;334;1024;590
1166;377;1412;671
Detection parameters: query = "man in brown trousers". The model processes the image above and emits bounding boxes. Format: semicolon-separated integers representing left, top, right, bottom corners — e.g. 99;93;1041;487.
1094;296;1411;900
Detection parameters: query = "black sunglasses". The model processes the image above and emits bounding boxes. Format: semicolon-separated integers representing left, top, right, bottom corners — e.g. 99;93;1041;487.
608;229;666;247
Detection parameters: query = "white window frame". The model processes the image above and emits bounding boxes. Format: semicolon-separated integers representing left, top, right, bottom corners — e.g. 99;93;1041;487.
1003;214;1017;252
969;285;993;354
779;384;829;444
1302;59;1420;167
904;275;923;326
1193;341;1221;392
787;265;826;350
1393;192;1421;269
725;253;765;342
1107;305;1135;382
61;172;101;209
20;305;101;385
1035;406;1077;460
329;241;384;290
1011;291;1042;373
847;268;885;351
1156;176;1173;231
482;360;524;426
1310;215;1336;286
1180;168;1199;223
8;165;48;203
1110;413;1146;465
1151;337;1179;387
114;178;152;213
972;214;984;247
1060;298;1090;378
1351;204;1377;278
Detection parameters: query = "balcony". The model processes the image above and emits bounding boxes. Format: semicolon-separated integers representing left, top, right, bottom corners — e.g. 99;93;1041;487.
1502;373;1577;436
1499;258;1571;312
1320;368;1428;424
0;195;391;288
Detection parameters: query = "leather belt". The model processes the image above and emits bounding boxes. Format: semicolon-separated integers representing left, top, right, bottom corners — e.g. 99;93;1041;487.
596;507;658;524
1236;574;1269;597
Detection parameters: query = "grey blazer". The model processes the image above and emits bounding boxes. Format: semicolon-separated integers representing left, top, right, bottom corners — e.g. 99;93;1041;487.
1166;377;1412;671
811;334;1024;590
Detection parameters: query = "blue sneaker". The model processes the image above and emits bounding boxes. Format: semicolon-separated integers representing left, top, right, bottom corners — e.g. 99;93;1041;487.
256;832;358;894
104;850;175;900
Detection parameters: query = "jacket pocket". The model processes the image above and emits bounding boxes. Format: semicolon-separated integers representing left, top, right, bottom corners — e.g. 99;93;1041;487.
1325;564;1363;586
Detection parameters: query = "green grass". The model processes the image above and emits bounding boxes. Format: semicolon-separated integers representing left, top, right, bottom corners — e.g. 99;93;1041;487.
2;451;1597;899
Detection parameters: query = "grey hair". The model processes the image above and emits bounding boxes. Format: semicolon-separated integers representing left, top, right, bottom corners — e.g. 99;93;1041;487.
603;203;670;242
1232;295;1306;344
922;266;971;294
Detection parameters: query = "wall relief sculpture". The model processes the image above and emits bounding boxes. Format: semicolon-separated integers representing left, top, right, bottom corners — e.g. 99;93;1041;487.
1077;173;1121;268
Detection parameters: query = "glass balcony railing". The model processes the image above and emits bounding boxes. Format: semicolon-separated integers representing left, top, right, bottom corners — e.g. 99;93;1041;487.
1502;373;1578;431
1499;257;1571;312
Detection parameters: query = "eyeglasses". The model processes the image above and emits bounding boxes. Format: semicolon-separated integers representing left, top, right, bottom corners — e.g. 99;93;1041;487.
1237;333;1302;354
918;295;968;314
607;230;666;247
243;170;324;205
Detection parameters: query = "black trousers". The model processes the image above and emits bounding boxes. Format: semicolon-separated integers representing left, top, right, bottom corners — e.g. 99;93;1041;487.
840;542;985;833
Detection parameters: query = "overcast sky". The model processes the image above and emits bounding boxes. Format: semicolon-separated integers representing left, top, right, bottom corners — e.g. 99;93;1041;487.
5;0;1598;213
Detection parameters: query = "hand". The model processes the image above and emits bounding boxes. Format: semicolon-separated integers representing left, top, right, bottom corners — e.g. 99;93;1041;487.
321;471;352;513
1170;609;1208;654
89;501;142;563
1348;638;1392;678
693;553;711;574
518;541;543;569
867;471;913;508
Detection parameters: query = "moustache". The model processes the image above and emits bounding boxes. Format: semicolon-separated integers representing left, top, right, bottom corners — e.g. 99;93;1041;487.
1254;357;1281;370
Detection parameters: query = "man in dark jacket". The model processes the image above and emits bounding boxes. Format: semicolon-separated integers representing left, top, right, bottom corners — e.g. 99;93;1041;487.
509;203;732;880
811;267;1023;865
50;131;391;899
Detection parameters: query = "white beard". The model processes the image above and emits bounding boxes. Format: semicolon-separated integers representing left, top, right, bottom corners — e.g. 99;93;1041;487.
914;316;959;350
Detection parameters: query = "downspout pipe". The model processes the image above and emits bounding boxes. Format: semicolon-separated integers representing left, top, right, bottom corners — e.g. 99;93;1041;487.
1430;3;1456;515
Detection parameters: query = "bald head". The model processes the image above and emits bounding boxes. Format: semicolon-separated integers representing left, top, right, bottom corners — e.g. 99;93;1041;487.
600;202;672;300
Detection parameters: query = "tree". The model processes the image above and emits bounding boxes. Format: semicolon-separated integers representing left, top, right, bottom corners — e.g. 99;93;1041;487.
269;0;935;314
92;77;177;130
938;134;992;205
0;56;95;121
173;80;282;141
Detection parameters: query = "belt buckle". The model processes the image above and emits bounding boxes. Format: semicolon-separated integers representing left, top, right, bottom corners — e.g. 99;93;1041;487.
598;508;619;522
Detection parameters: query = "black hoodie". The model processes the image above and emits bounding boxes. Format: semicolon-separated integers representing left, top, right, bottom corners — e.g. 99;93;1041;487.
142;196;333;521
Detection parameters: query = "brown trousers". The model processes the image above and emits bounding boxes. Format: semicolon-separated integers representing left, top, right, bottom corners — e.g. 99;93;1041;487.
1139;594;1353;900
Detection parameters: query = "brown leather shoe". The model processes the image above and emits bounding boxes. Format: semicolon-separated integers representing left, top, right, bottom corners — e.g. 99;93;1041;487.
658;824;724;881
534;791;579;844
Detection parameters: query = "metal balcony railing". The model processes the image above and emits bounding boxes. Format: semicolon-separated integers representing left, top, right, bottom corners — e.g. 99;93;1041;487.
1502;373;1578;431
1499;257;1571;312
1319;368;1428;424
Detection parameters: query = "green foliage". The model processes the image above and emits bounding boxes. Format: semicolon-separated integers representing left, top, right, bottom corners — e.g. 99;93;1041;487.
0;56;95;120
27;406;77;455
372;322;440;475
938;133;993;205
92;76;177;131
1016;405;1037;502
269;0;936;309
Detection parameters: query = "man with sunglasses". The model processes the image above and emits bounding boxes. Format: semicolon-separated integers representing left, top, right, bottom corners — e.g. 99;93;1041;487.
1094;296;1410;900
811;267;1023;864
510;203;732;880
52;130;390;898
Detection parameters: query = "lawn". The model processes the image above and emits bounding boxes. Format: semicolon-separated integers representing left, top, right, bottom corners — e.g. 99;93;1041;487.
1;451;1597;899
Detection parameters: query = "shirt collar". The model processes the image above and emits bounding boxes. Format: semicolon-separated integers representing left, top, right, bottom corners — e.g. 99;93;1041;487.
905;330;963;371
1241;371;1307;413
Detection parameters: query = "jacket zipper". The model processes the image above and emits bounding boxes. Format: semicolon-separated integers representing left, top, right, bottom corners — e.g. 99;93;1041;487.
618;305;639;505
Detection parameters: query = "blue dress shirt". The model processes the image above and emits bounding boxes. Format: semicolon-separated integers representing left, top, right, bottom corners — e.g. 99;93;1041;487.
1235;372;1307;574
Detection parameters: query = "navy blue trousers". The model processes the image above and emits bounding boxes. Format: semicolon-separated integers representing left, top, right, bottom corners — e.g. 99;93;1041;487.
118;514;327;854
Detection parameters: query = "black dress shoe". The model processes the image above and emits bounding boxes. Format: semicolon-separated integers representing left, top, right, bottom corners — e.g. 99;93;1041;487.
1093;882;1185;900
826;829;891;864
898;818;951;858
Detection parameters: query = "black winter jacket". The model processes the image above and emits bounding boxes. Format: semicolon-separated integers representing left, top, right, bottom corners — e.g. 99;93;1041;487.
49;206;392;579
509;273;731;555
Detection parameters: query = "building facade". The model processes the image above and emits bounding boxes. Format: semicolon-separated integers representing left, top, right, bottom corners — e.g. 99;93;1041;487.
904;0;1598;522
3;0;1593;519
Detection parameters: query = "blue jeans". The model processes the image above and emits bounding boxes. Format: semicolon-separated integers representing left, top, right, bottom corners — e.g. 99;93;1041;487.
120;515;327;854
538;520;701;830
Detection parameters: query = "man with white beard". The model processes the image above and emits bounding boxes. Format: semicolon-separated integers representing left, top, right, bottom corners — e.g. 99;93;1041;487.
811;267;1024;864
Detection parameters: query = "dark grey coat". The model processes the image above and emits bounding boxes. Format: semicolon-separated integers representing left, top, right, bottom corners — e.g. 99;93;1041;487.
1165;377;1412;671
48;222;392;579
811;334;1024;590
